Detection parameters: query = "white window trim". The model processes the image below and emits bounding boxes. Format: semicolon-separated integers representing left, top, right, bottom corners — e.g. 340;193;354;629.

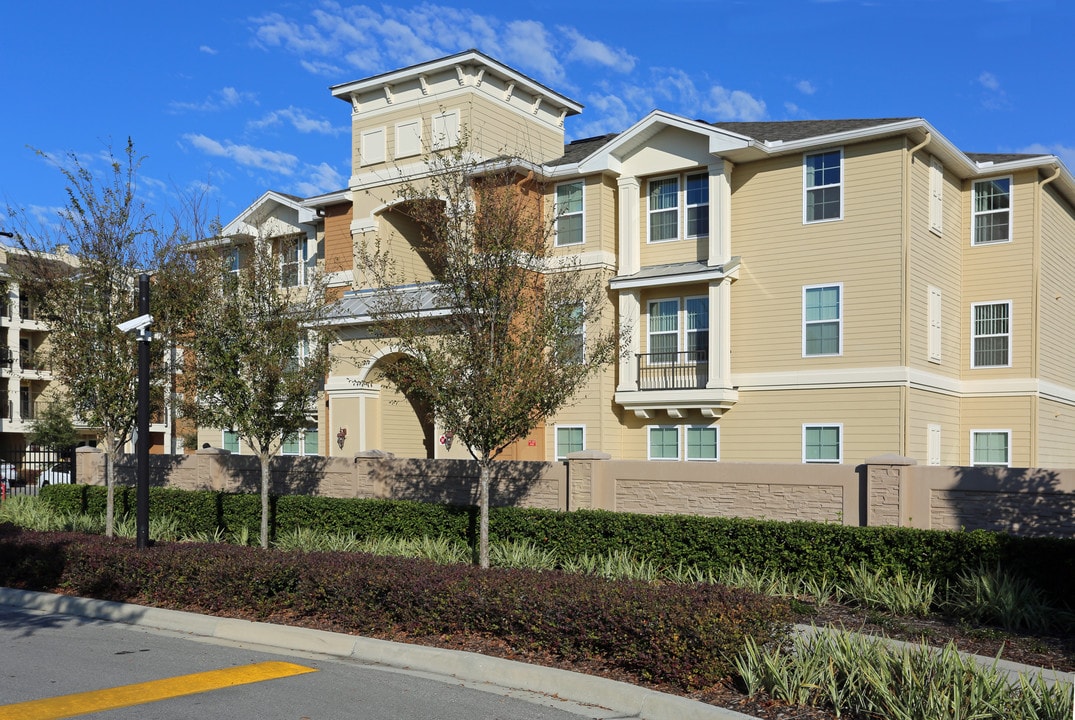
684;171;710;240
803;423;843;464
431;110;460;150
803;148;844;224
685;424;720;462
360;127;386;166
222;429;241;455
684;295;709;356
648;425;681;461
280;237;307;288
282;427;319;456
802;283;844;357
970;300;1012;369
647;175;680;244
554;180;585;247
554;424;585;460
395;118;422;159
971;176;1013;246
970;429;1011;467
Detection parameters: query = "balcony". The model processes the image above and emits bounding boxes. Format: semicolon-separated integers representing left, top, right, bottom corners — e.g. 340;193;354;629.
615;350;737;419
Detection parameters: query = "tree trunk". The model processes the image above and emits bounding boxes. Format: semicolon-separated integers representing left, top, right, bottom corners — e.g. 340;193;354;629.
104;440;115;539
259;451;271;550
478;457;491;569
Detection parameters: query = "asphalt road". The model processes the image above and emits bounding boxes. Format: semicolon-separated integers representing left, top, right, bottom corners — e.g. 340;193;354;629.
0;605;612;720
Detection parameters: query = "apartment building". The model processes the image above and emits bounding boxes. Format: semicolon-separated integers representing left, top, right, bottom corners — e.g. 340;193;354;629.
222;50;1075;468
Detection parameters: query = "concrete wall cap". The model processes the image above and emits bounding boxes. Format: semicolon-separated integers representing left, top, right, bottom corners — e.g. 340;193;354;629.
865;453;917;466
196;447;232;455
354;450;395;460
566;450;612;460
75;446;103;454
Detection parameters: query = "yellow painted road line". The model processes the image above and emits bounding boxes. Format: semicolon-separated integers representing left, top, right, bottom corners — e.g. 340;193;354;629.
0;660;318;720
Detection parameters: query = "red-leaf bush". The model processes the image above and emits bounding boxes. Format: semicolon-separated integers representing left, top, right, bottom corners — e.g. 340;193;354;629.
0;525;789;690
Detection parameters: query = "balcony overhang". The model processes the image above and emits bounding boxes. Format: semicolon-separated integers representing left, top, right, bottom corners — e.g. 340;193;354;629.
614;386;738;419
610;258;740;291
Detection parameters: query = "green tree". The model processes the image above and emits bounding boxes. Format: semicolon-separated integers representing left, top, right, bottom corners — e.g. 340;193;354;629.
28;393;79;451
181;233;333;549
357;140;623;568
5;139;192;536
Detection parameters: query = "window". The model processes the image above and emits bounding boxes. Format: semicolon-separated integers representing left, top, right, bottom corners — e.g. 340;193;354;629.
555;426;584;459
803;424;842;463
648;176;679;242
929;156;944;235
685;173;709;238
686;425;719;461
928;286;942;363
227;247;240;276
647;299;679;363
649;426;679;460
803;284;842;356
972;301;1011;368
971;430;1010;467
431;110;460;150
804;149;842;222
555;181;584;246
360;127;385;166
223;430;240;454
561;303;585;364
647;172;709;242
395;119;421;158
972;177;1011;245
280;237;306;287
685;297;709;360
282;427;319;456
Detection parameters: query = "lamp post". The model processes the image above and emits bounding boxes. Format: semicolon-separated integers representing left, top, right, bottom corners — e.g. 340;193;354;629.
117;276;153;549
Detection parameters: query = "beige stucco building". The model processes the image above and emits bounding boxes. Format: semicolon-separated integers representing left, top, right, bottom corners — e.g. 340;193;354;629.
212;50;1075;470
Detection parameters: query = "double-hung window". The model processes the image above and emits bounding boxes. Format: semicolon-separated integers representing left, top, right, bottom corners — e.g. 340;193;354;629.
804;149;842;222
555;426;585;460
282;427;319;456
972;177;1011;245
280;237;306;287
971;301;1011;368
648;299;679;364
555;181;584;246
223;430;240;454
556;303;586;364
685;297;709;361
971;430;1010;467
648;176;679;242
803;284;842;356
647;172;709;242
803;424;842;463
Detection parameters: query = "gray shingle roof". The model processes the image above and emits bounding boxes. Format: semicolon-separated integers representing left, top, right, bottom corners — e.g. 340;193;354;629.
710;118;916;143
967;152;1050;164
547;134;619;167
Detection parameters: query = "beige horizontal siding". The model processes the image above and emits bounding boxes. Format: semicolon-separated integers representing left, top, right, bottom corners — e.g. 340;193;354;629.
1038;184;1075;386
959;395;1033;467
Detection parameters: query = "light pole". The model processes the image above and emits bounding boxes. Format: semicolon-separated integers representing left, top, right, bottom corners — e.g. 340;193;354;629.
117;276;153;549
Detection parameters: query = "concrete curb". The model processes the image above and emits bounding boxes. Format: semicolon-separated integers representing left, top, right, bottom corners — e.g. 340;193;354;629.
0;587;752;720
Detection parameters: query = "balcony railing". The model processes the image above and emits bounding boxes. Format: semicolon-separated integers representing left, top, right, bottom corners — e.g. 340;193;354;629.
635;350;709;390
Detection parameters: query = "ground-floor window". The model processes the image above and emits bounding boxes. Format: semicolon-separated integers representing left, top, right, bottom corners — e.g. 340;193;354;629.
803;424;842;463
282;427;319;456
648;424;719;461
686;425;719;461
971;429;1009;467
222;430;240;454
555;425;585;460
648;426;680;460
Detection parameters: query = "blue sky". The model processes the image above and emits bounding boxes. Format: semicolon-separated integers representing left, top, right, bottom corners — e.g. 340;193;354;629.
2;0;1072;235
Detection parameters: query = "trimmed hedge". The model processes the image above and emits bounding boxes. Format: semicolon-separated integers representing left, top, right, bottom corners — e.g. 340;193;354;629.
0;525;789;690
39;485;1075;604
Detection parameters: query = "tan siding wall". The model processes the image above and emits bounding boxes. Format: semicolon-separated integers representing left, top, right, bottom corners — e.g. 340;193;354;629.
959;395;1033;467
907;152;963;375
1038;184;1075;386
468;95;564;163
960;171;1038;378
730;139;906;372
367;365;428;458
1038;397;1075;466
907;387;961;464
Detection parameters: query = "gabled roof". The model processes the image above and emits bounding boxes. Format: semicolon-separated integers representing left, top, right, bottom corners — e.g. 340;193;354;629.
710;118;916;144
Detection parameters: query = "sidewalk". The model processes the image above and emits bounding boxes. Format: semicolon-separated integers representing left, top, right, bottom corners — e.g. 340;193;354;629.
0;587;752;720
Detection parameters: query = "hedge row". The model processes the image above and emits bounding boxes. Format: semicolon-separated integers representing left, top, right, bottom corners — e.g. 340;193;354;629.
0;525;789;690
40;485;1075;604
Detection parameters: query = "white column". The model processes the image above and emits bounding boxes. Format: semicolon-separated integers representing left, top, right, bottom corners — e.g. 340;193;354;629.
617;289;641;392
617;176;640;276
708;160;733;267
706;280;732;389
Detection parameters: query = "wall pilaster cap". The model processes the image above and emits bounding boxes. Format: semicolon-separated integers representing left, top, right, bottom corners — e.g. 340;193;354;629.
566;450;612;461
196;447;232;455
354;450;395;460
864;453;917;466
75;446;104;454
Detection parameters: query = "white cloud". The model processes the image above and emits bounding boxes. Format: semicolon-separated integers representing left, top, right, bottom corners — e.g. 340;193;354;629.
248;107;344;136
1020;142;1075;169
170;87;256;113
199;45;218;55
502;20;562;84
183;134;299;175
560;28;635;73
796;80;816;95
978;71;1001;91
706;86;767;121
294;162;347;196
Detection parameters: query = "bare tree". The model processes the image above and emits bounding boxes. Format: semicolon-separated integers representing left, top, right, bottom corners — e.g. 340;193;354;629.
5;139;175;536
357;140;623;568
180;233;332;549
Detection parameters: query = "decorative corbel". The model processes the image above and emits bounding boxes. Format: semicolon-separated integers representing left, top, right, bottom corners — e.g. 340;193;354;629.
419;75;430;95
503;81;515;102
383;84;394;104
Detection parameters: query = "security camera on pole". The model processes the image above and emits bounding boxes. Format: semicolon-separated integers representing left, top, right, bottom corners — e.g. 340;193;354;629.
118;275;152;549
